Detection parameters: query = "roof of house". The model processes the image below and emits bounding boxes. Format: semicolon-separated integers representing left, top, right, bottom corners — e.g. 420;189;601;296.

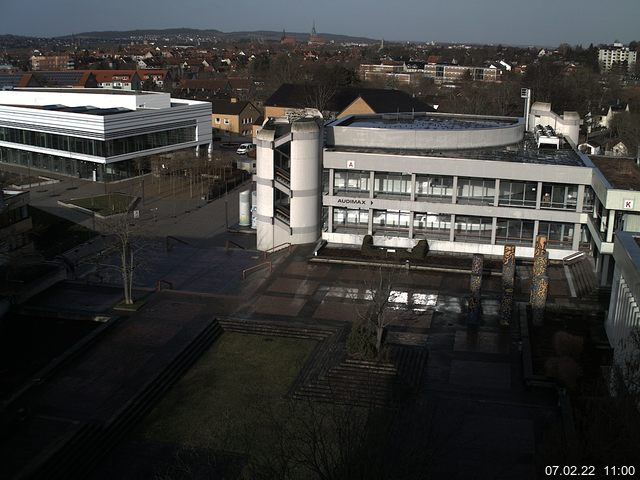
264;83;434;114
0;71;96;88
91;70;141;83
210;99;257;115
178;79;231;90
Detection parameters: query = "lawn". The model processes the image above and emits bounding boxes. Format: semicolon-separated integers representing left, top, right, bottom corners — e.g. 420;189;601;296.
136;332;317;452
67;193;135;216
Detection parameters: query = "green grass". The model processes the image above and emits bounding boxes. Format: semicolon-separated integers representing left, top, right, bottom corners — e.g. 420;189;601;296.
29;206;98;259
136;333;316;452
67;193;134;216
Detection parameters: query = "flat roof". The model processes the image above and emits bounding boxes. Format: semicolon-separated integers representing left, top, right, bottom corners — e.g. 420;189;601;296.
326;133;584;167
4;104;133;116
342;114;515;130
13;88;155;96
591;156;640;191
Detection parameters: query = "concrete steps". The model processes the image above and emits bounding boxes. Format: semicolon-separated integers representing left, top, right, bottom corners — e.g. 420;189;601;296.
19;320;223;480
218;318;334;340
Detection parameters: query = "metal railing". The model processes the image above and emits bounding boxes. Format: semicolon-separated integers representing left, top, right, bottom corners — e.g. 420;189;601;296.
263;242;293;259
242;261;272;279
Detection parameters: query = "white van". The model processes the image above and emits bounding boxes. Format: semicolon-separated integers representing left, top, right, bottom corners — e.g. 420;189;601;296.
236;143;255;155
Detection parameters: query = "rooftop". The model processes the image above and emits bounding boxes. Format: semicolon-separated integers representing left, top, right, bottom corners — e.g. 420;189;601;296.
326;133;584;167
10;104;133;115
591;156;640;190
343;114;515;130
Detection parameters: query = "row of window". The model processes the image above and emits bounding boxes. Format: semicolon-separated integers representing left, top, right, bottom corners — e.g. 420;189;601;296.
331;170;594;212
330;208;580;248
0;126;195;158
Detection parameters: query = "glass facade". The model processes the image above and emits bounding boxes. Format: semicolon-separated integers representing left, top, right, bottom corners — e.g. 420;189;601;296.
454;215;493;243
540;183;578;211
415;175;453;202
413;212;450;239
0;146;151;181
374;173;411;198
538;221;574;249
498;181;537;208
495;218;535;245
333;207;369;233
372;209;410;236
334;170;370;196
457;177;496;205
0;126;196;158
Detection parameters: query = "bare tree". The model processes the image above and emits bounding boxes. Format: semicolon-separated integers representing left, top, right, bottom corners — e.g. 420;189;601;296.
90;211;157;305
349;267;403;358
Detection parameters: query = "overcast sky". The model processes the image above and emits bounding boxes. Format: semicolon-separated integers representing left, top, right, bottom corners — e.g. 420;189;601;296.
0;0;638;46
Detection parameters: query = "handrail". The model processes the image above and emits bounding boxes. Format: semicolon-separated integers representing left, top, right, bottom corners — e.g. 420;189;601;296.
263;242;292;259
242;261;272;279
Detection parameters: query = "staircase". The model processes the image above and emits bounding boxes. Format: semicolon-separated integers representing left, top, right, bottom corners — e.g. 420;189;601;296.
16;320;224;480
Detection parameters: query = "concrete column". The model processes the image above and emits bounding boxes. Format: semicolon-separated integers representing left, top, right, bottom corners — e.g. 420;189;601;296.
577;184;585;212
532;221;540;249
451;176;458;204
536;181;543;209
369;171;375;199
493;178;500;206
408;212;414;238
491;217;498;244
328;206;334;232
449;214;455;242
572;224;581;251
606;210;616;243
410;173;416;201
329;168;335;195
368;208;373;235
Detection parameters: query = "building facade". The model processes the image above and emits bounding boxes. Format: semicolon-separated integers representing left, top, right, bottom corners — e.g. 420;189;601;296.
0;89;212;181
598;43;638;72
255;110;640;287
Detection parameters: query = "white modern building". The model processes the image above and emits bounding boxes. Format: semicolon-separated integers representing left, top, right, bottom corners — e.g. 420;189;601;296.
598;42;637;72
255;109;640;286
0;88;212;181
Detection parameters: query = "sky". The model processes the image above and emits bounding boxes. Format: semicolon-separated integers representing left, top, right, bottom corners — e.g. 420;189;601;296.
0;0;638;47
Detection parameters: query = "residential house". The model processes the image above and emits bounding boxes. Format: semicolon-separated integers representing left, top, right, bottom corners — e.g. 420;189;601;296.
211;98;261;136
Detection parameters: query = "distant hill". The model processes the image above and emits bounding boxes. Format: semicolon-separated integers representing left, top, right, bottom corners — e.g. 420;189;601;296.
58;28;377;44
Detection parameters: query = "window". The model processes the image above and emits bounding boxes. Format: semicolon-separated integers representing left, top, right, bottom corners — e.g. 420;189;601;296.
540;183;578;210
495;218;534;245
334;170;370;196
413;212;450;239
498;180;537;208
215;117;221;124
223;118;230;125
457;177;496;205
374;173;411;198
582;186;595;213
538;222;574;249
333;208;369;233
415;175;453;202
454;216;492;243
372;210;410;236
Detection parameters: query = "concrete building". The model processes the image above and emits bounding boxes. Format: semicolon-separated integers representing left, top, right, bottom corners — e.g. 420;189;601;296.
598;42;637;72
255;108;640;288
0;88;212;181
30;55;74;71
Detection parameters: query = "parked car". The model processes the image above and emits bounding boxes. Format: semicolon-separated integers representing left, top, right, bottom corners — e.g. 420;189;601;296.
236;143;255;155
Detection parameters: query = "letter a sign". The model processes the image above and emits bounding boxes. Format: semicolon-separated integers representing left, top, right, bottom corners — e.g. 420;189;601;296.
346;160;356;169
623;199;634;209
